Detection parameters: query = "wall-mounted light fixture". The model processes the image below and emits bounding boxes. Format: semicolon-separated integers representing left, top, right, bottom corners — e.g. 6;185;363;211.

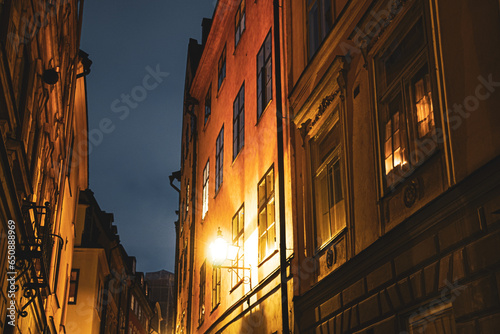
209;227;251;287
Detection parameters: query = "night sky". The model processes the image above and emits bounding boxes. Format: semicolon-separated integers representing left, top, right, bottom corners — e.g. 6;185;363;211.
80;1;215;273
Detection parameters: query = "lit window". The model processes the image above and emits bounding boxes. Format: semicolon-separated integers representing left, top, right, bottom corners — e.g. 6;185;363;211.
311;119;346;248
235;0;246;47
218;46;226;90
211;267;221;310
232;205;244;287
258;167;276;262
202;161;209;219
257;31;272;119
375;17;436;188
307;0;348;59
215;127;224;193
68;269;80;304
198;261;206;326
205;85;211;124
233;84;245;160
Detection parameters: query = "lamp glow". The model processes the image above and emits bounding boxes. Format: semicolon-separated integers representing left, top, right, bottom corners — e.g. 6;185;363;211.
210;227;228;266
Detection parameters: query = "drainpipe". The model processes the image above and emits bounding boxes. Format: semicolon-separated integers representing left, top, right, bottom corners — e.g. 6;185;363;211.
273;0;290;333
185;97;198;334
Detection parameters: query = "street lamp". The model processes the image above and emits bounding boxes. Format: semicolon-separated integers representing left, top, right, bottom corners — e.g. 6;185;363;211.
209;227;251;287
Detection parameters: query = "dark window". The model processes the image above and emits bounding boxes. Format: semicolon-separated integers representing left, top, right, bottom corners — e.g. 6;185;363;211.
198;261;206;326
202;160;209;218
205;85;211;125
307;0;348;59
211;267;221;310
218;46;226;90
235;0;246;47
375;18;436;189
68;269;80;304
257;31;272;119
216;127;224;193
258;167;276;262
233;84;245;160
232;205;244;287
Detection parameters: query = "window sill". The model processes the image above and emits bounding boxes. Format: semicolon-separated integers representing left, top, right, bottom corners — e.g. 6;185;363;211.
210;303;220;314
381;148;439;199
203;115;211;131
217;79;226;98
231;147;244;166
229;280;244;293
256;99;273;126
258;248;278;268
314;227;346;257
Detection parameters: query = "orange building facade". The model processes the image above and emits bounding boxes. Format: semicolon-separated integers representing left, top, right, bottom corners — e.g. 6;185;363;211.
177;0;500;333
176;0;294;333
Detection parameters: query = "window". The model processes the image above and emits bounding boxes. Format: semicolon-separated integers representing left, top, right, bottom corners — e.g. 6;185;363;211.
232;206;244;287
198;261;206;326
211;267;221;310
307;0;348;59
257;31;272;119
258;167;276;262
68;269;80;304
233;84;245;160
205;85;211;124
215;127;224;193
311;118;346;248
97;280;103;314
218;46;226;90
375;17;436;189
202;161;209;219
235;0;246;47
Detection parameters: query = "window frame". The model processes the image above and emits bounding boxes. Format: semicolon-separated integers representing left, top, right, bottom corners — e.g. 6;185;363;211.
235;0;246;48
231;205;245;288
205;85;211;125
198;260;206;326
233;84;245;160
68;268;80;305
373;12;438;192
310;111;346;250
211;267;221;310
218;46;226;91
257;31;273;120
258;166;276;263
202;160;209;219
215;126;224;194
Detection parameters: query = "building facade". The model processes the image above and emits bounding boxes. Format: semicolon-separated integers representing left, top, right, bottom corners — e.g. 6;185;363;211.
67;189;156;334
176;0;294;333
177;0;500;333
284;0;500;333
146;270;175;334
0;0;89;332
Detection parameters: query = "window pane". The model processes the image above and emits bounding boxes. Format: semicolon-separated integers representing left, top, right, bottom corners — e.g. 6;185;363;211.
308;3;320;57
315;168;330;245
266;169;274;198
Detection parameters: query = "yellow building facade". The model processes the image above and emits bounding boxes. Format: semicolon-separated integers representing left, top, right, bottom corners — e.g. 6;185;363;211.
0;0;88;332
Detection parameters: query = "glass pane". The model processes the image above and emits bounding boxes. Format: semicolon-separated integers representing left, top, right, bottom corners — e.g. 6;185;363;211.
315;169;330;246
266;169;274;197
385;138;392;159
265;33;272;59
308;3;319;57
267;198;275;228
267;222;276;251
258;181;266;207
333;160;343;203
259;208;267;236
257;50;264;72
232;215;238;241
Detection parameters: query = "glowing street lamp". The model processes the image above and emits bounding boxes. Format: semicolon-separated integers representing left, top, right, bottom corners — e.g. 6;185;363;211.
209;227;251;287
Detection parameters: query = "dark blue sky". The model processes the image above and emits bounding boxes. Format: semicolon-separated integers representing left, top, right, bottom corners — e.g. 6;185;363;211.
80;1;215;273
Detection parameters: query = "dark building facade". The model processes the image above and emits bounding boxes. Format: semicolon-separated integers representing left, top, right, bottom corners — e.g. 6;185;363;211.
146;270;176;334
284;0;500;333
0;0;89;332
